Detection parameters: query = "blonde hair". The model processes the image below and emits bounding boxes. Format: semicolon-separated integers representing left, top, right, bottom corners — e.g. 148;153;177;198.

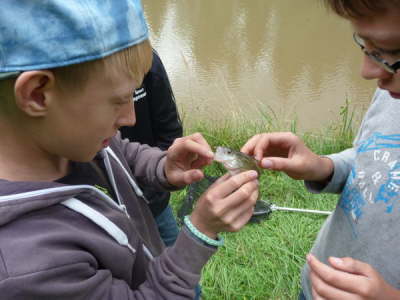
53;39;152;92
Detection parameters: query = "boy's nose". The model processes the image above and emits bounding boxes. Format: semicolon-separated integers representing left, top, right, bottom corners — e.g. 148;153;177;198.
118;102;136;127
360;55;393;81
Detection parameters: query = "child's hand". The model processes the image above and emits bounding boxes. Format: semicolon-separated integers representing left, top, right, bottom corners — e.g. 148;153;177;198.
190;170;259;238
307;254;400;300
241;132;333;181
164;133;214;187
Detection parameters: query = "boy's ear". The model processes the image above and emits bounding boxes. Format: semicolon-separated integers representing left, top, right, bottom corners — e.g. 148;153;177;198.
14;71;56;117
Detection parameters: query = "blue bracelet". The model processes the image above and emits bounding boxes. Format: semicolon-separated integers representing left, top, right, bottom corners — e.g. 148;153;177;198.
184;215;224;247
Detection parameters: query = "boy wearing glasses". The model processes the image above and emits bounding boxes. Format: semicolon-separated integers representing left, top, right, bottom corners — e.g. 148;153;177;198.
242;1;400;299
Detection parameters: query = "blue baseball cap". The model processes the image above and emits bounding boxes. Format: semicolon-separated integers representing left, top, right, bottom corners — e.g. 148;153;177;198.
0;0;149;80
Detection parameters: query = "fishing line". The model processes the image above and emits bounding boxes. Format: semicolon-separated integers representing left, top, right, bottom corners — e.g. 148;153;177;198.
254;200;331;216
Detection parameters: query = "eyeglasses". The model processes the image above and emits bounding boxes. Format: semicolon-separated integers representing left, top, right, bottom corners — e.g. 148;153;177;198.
353;33;400;74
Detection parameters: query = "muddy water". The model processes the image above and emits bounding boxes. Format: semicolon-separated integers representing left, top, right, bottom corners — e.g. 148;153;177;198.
142;0;376;131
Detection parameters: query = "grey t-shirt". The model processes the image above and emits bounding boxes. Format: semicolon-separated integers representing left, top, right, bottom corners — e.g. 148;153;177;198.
301;89;400;299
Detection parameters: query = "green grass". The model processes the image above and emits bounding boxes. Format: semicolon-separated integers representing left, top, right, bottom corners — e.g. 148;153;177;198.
171;108;356;299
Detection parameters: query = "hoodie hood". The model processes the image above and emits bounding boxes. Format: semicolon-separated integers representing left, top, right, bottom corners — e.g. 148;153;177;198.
0;147;129;228
0;180;78;227
0;179;119;227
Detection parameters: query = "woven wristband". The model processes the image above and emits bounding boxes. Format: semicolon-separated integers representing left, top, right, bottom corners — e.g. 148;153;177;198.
184;215;224;247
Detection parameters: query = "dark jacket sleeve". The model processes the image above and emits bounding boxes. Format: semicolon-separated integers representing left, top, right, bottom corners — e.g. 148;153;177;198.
119;50;183;216
120;50;183;151
146;51;183;150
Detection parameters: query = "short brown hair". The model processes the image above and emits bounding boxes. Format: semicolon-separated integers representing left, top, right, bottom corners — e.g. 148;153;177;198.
324;0;400;18
0;78;16;116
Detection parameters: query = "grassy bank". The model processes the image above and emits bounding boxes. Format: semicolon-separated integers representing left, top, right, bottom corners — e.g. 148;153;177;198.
171;106;356;299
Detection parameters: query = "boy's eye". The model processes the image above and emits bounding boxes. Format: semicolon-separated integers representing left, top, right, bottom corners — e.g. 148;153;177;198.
385;49;400;57
370;50;383;59
115;96;134;105
375;47;400;58
115;100;130;106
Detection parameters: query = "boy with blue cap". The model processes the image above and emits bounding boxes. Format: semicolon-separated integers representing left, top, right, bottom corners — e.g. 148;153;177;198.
0;1;259;299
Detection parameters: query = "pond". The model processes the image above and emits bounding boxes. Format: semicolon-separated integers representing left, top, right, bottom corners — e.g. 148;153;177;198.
142;0;376;131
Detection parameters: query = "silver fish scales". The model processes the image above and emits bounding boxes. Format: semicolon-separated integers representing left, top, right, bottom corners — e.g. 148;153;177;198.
214;146;261;175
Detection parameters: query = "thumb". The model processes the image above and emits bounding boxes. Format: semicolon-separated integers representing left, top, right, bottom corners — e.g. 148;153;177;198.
261;157;295;172
182;169;204;185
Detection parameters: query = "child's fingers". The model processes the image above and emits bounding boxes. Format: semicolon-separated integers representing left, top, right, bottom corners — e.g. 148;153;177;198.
207;186;257;233
241;134;262;155
188;132;213;152
252;134;275;161
223;181;259;208
246;132;299;161
328;256;371;276
182;169;204;185
220;186;258;223
307;254;368;295
310;271;355;300
172;137;214;161
191;155;213;168
208;170;258;199
260;157;290;171
226;189;258;230
184;133;214;163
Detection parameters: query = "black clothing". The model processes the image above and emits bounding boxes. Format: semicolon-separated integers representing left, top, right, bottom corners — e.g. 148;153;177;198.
56;159;118;202
120;50;183;217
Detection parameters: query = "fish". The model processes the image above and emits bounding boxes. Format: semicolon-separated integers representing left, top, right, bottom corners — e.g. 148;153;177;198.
214;146;261;175
212;147;270;221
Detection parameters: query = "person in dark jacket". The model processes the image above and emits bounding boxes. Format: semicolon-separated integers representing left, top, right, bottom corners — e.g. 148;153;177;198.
121;50;203;299
120;50;182;247
0;1;260;299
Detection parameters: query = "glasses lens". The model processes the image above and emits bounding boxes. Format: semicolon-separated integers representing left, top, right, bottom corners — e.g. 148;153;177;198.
368;53;395;73
353;33;365;48
353;33;397;73
379;62;395;73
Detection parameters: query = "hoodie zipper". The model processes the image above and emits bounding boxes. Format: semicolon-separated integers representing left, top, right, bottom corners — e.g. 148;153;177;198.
102;147;155;260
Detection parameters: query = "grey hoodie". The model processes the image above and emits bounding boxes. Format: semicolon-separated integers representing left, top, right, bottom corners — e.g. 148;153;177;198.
301;89;400;299
0;134;216;299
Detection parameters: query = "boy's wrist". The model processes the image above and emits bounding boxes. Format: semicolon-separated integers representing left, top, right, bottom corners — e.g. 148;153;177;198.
320;156;334;182
189;214;218;239
184;216;223;247
309;156;334;183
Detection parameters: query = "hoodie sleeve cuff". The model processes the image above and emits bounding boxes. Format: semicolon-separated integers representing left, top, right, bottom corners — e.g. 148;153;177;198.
165;227;217;275
305;152;353;194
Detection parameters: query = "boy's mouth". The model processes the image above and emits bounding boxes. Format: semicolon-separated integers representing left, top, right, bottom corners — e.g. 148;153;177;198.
389;91;400;99
378;82;400;99
102;138;110;147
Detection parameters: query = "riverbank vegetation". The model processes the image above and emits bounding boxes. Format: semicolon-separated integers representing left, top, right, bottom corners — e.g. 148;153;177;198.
171;103;357;299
